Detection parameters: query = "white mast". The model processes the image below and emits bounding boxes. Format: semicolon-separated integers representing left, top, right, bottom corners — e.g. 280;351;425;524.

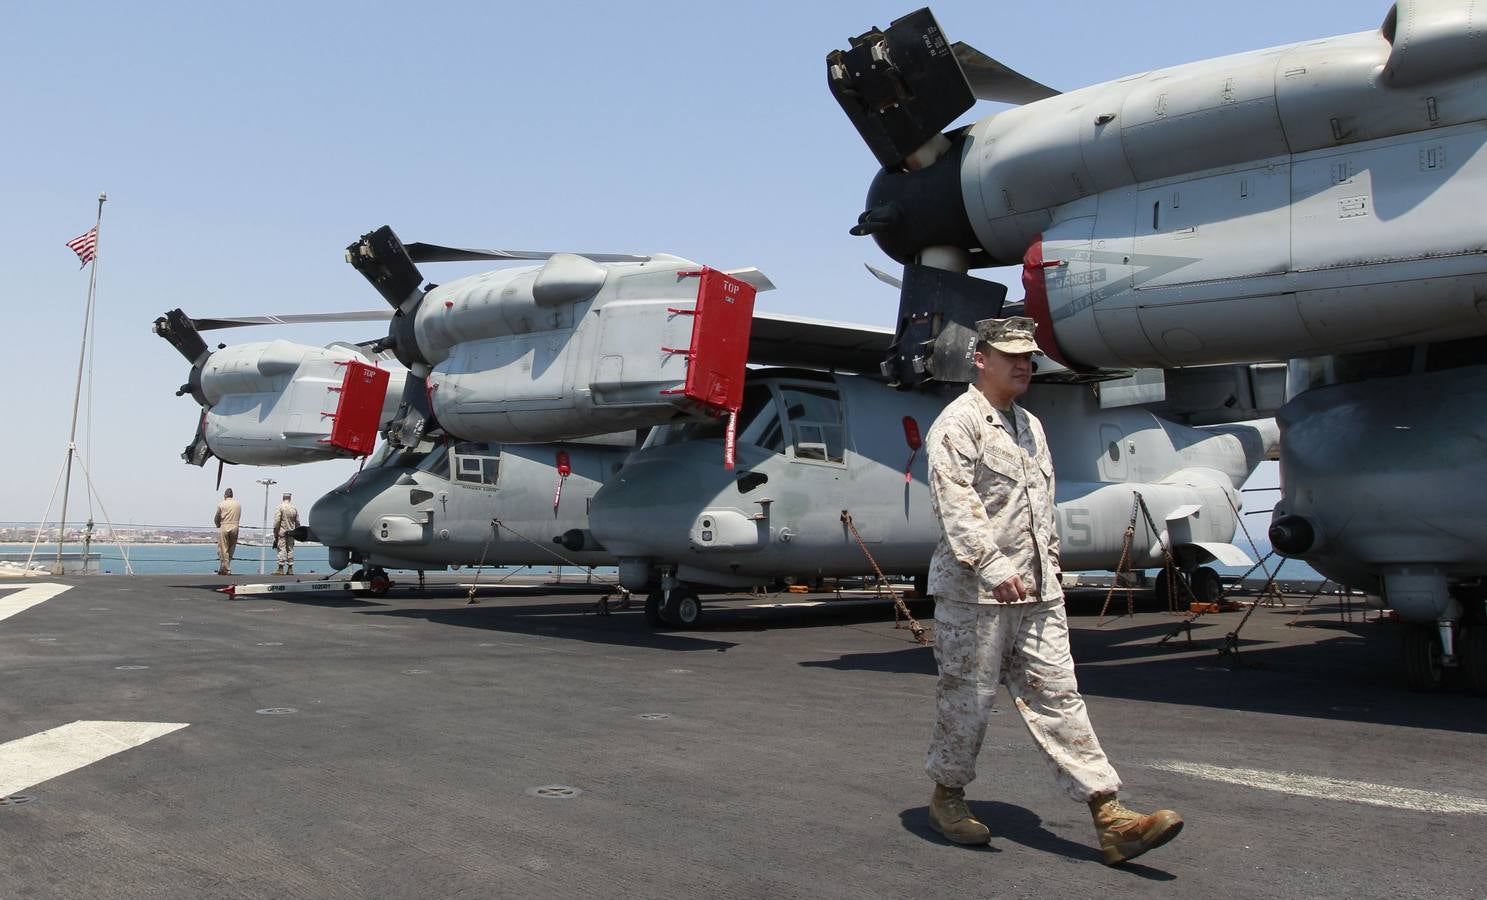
51;194;107;575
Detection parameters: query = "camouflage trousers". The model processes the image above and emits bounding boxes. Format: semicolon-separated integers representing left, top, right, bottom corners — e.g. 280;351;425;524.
276;535;295;567
925;598;1121;802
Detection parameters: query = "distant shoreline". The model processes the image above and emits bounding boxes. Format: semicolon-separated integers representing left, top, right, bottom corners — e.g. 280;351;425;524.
0;541;324;548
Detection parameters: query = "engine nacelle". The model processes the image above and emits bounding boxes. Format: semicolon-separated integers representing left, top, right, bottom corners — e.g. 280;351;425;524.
961;12;1487;370
1271;360;1487;593
198;340;407;465
418;254;757;443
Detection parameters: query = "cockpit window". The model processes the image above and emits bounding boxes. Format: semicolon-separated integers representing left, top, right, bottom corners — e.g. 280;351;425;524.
1289;347;1416;399
644;382;780;448
737;384;785;454
1425;335;1487;372
415;444;451;479
369;434;442;471
781;386;845;463
452;442;500;486
365;441;395;469
753;408;786;453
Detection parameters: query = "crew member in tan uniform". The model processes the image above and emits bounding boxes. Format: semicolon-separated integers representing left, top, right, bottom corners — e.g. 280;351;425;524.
922;317;1183;866
273;492;300;575
214;488;242;576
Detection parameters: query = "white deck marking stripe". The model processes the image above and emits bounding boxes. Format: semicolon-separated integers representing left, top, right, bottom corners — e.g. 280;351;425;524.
0;721;189;796
0;583;71;623
1149;760;1487;815
745;599;887;609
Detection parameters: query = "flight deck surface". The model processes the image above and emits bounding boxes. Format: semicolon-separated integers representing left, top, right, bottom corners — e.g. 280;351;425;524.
1;576;1482;898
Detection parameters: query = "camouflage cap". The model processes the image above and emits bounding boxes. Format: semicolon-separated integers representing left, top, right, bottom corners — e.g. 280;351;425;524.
975;316;1043;355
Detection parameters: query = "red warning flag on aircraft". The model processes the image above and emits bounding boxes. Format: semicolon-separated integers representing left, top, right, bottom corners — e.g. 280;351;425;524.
66;227;98;268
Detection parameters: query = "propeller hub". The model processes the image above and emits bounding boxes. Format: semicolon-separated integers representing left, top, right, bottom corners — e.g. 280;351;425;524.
386;308;427;369
853;131;978;266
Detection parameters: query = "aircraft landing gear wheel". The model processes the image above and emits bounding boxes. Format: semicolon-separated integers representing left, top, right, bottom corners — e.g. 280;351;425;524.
1403;624;1446;693
663;587;702;628
350;568;367;582
1152;567;1188;607
1462;626;1487;695
367;567;392;598
644;590;668;628
1193;567;1223;604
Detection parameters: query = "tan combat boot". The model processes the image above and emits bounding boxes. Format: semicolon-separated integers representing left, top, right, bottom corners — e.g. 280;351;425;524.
286;566;293;575
928;784;991;845
274;566;284;576
1089;794;1183;865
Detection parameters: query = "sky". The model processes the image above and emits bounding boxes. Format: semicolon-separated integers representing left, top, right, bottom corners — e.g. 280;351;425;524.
1;0;1384;532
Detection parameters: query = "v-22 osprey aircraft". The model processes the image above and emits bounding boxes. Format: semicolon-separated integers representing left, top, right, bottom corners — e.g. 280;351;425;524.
827;1;1487;691
292;364;1274;626
588;365;1275;627
304;433;632;591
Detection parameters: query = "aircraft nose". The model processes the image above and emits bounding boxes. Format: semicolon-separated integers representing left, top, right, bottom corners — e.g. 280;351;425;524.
308;491;355;547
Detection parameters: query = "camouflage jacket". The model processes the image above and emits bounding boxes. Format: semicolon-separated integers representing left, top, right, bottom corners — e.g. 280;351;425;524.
273;503;300;536
926;385;1062;605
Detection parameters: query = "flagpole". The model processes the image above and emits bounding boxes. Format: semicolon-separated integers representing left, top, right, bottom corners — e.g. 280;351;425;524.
53;192;106;576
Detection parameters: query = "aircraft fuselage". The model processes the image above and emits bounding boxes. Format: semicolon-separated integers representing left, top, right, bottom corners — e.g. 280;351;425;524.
308;440;630;572
591;371;1269;592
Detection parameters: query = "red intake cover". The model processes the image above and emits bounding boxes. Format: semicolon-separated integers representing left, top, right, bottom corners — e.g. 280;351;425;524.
327;361;389;456
682;269;757;415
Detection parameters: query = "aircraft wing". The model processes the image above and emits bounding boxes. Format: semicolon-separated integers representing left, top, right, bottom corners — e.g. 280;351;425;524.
748;311;894;373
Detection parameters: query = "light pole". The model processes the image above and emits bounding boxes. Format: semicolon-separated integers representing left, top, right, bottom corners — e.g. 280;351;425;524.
255;478;277;575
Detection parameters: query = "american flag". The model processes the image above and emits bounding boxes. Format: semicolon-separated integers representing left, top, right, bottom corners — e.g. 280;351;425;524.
66;226;98;268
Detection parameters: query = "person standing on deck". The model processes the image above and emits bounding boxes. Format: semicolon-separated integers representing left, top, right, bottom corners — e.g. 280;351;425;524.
922;317;1183;866
273;493;300;576
214;488;242;576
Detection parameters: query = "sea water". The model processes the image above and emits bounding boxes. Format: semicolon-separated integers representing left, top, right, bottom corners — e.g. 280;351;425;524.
0;542;608;579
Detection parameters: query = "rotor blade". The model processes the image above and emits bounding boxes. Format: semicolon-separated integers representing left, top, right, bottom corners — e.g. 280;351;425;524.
404;242;651;265
347;226;426;310
182;410;213;467
749;311;894;372
865;263;903;289
153;308;209;364
826;8;976;169
950;42;1060;104
192;310;396;331
881;264;1009;389
386;374;437;450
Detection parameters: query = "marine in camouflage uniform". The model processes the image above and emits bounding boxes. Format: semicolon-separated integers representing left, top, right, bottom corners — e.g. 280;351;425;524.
273;493;300;575
921;317;1182;865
